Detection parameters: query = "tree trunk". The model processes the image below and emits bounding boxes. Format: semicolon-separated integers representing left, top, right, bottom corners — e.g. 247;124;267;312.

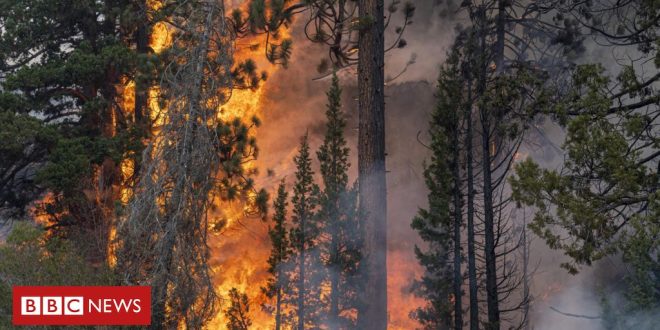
357;0;387;329
149;2;215;327
452;115;463;330
481;116;499;330
298;213;306;330
275;282;282;330
494;0;506;72
330;215;340;329
133;0;149;178
465;80;479;330
135;0;149;129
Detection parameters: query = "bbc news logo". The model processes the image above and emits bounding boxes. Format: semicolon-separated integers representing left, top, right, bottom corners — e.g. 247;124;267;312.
12;286;150;326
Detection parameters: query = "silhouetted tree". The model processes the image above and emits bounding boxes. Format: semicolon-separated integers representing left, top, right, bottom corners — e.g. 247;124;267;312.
265;180;292;330
289;135;322;329
317;74;362;329
412;46;464;330
225;288;252;330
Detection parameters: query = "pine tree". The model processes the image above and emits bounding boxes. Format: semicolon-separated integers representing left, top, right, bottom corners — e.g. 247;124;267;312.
411;46;464;330
511;63;659;310
0;0;140;261
317;73;362;329
225;288;252;330
116;2;267;328
289;134;322;330
265;179;292;330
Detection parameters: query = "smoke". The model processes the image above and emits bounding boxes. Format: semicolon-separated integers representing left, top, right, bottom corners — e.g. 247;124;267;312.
254;39;437;329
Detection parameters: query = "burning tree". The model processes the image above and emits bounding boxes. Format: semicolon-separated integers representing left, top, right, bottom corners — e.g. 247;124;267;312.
115;0;266;328
225;288;253;330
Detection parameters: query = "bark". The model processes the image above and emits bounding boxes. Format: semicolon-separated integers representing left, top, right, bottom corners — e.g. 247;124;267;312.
465;78;479;330
329;213;340;329
297;212;306;330
357;0;387;329
134;0;149;128
133;0;149;178
495;0;506;72
475;5;500;327
481;116;499;330
522;217;530;330
452;110;463;330
150;2;216;327
275;280;282;330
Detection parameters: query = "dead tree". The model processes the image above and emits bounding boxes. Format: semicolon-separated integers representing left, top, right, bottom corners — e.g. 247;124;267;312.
116;1;262;328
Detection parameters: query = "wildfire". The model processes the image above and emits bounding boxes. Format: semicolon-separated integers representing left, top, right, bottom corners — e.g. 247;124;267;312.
207;25;287;330
388;250;425;330
111;1;423;328
111;0;172;267
29;192;57;228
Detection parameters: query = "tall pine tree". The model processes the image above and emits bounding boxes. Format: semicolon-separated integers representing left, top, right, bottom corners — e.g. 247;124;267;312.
317;74;362;329
411;46;464;330
0;0;142;262
265;179;292;330
289;134;322;329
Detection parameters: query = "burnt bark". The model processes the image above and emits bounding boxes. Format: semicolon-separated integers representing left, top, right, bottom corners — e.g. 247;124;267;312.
465;76;479;330
297;213;306;330
357;0;387;329
134;0;149;129
481;114;499;330
452;112;463;330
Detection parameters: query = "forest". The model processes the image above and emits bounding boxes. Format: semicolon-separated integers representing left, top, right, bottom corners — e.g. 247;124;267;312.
0;0;657;329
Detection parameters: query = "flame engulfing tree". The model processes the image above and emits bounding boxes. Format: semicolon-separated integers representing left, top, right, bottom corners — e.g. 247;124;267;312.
0;0;141;262
225;288;253;330
115;1;266;328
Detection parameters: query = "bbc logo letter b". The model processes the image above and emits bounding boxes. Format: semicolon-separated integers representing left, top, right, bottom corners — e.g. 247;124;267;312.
21;297;41;315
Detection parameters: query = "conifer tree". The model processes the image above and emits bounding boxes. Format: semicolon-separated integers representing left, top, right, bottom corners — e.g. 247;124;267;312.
411;46;464;330
265;179;292;330
317;74;362;329
289;135;322;330
0;0;141;261
225;288;252;330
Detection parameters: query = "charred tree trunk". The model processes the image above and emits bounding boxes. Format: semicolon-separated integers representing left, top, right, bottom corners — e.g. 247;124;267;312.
482;3;506;328
494;0;506;72
465;75;479;330
452;112;463;330
357;0;387;329
329;216;340;329
134;0;149;129
474;5;500;327
298;214;306;330
275;273;282;330
132;0;149;179
481;117;499;330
